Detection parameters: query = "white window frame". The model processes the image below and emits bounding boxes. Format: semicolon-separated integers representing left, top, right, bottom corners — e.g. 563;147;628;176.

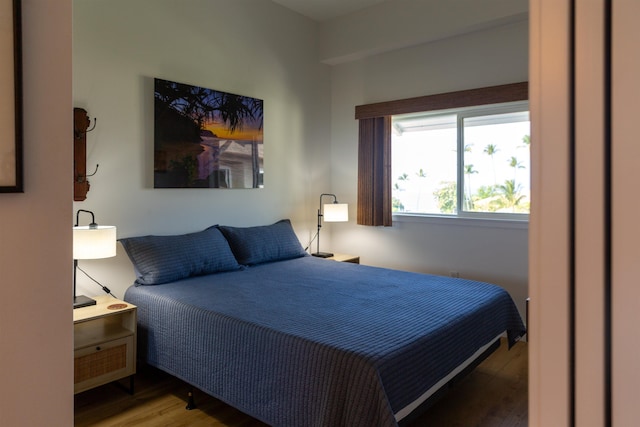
392;100;530;222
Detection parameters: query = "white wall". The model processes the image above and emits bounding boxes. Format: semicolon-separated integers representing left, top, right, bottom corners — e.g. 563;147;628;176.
72;0;332;299
329;19;530;318
319;0;528;65
0;1;73;425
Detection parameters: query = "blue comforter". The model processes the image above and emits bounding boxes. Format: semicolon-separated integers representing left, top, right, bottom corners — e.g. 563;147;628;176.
125;256;525;427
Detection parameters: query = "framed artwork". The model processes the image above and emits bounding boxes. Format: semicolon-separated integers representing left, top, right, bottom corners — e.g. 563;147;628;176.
0;0;22;193
154;78;264;189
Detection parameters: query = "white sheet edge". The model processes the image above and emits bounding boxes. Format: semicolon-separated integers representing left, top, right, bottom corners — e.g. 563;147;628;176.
395;332;505;421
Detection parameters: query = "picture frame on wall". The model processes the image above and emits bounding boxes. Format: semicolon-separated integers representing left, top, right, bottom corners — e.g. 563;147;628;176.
0;0;23;193
153;78;264;189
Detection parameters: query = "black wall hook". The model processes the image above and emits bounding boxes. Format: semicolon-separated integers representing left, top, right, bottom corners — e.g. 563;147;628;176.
74;116;97;139
75;164;99;183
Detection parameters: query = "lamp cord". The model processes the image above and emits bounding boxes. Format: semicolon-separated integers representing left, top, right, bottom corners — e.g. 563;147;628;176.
305;229;320;252
76;265;116;298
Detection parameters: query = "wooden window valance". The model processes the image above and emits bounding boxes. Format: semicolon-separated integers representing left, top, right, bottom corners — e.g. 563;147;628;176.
355;82;528;226
355;82;528;120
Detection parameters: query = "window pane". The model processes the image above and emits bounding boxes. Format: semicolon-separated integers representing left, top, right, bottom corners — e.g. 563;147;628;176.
462;111;530;214
392;114;457;214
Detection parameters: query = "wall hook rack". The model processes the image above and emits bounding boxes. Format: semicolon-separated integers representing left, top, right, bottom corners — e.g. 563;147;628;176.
74;108;98;201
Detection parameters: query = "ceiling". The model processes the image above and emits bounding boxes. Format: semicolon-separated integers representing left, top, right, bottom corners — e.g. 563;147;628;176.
271;0;391;22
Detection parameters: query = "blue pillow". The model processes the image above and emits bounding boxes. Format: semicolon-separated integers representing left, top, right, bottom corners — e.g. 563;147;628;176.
119;226;241;285
218;219;307;266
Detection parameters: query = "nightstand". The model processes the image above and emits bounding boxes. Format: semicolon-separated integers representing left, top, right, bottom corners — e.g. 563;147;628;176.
73;295;137;394
327;253;360;264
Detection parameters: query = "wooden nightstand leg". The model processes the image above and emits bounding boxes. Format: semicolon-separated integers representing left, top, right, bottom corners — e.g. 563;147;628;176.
526;297;530;339
114;375;135;395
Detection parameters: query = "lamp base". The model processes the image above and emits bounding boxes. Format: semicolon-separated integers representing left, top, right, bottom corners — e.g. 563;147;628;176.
312;252;334;258
74;295;97;309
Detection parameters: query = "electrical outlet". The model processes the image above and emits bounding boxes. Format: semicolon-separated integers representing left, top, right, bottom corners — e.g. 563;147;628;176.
449;271;460;278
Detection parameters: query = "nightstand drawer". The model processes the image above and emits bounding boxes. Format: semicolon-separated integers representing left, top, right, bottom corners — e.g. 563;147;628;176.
74;335;135;394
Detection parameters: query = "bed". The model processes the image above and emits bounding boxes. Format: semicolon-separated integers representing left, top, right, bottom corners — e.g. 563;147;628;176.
121;220;525;427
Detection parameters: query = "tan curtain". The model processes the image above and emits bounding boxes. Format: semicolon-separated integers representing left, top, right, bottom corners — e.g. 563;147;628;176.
357;116;392;226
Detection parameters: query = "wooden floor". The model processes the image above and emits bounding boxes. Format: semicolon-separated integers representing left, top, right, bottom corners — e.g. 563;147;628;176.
75;339;527;427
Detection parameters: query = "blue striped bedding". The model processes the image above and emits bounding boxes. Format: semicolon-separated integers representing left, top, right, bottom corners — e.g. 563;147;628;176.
124;256;525;427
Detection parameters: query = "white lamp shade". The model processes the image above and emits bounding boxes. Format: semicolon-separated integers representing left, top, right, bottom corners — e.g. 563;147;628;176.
323;203;348;222
73;226;117;259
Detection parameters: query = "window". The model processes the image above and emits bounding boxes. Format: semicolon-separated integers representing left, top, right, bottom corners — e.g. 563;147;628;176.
392;102;530;218
355;82;528;226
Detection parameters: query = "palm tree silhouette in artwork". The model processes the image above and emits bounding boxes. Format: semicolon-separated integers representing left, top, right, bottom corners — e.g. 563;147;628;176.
154;79;263;138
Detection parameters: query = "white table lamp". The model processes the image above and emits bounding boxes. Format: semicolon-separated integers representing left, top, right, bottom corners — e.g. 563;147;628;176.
73;210;116;308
